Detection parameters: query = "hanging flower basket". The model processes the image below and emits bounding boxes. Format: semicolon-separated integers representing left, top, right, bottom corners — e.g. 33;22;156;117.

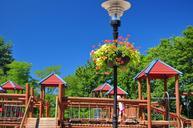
90;36;140;70
107;56;130;67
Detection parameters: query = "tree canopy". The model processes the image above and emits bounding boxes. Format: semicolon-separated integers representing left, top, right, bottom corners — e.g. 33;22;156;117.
0;37;14;74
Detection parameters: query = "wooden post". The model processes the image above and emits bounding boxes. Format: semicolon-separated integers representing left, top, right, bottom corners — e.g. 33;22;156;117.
39;101;43;118
163;78;167;120
146;76;152;128
55;96;58;118
43;87;45;100
175;75;180;128
63;85;65;121
40;86;45;100
40;86;45;117
29;87;34;117
25;83;30;106
40;86;43;99
137;79;142;120
58;84;64;124
138;79;142;100
45;101;50;117
142;96;145;120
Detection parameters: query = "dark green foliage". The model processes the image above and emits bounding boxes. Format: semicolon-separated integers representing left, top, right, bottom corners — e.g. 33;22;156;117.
35;65;61;79
0;37;14;74
74;62;112;97
64;75;82;96
6;61;32;86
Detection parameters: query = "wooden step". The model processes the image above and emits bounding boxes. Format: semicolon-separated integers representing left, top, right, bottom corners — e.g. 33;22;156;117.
38;118;58;128
25;118;37;128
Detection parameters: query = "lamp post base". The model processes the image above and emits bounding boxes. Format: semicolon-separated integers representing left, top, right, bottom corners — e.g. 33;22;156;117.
113;115;118;128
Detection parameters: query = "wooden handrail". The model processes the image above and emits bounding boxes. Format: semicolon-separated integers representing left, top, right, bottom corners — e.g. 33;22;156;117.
19;96;32;128
0;94;26;98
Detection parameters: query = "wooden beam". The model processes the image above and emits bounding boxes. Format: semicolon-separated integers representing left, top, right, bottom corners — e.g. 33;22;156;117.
25;83;30;106
146;76;152;128
0;94;25;98
58;84;64;123
66;97;147;104
138;79;142;100
45;101;50;117
175;75;180;128
29;87;34;118
180;92;193;96
137;79;142;120
39;100;43;118
139;120;177;126
55;96;58;118
163;78;168;121
0;101;24;104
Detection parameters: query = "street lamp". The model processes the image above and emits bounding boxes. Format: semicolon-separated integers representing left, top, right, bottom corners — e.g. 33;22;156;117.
101;0;131;128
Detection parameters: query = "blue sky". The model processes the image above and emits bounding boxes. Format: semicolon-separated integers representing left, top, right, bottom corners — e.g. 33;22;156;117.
1;0;193;78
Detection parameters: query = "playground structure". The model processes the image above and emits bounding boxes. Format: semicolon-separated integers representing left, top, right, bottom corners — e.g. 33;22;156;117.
0;60;193;128
92;83;128;98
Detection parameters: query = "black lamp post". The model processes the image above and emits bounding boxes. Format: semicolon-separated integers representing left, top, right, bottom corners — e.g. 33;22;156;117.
101;0;131;128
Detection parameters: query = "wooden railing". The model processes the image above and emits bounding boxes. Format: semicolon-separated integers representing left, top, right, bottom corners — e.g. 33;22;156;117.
62;97;148;125
19;96;32;128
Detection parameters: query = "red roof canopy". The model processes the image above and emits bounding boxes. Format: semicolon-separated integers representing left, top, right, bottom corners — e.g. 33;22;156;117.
93;83;112;92
106;86;128;96
39;73;66;87
134;60;182;80
1;81;23;90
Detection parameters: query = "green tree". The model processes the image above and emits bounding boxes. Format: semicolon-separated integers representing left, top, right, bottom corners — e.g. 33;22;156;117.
35;65;61;79
0;37;14;74
64;75;82;96
6;61;32;86
75;62;103;97
141;26;193;118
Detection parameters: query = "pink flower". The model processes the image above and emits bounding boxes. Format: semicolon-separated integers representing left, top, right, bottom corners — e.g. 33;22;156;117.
127;34;131;38
118;42;124;45
90;50;95;55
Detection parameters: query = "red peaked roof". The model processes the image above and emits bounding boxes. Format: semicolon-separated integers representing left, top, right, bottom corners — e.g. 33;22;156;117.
106;86;128;96
39;73;66;87
1;81;23;90
93;83;112;92
134;60;182;80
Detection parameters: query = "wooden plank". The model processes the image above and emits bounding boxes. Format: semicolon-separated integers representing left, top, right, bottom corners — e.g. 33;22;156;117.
191;120;193;127
0;94;25;98
146;76;152;128
66;97;147;104
139;120;177;126
0;100;24;104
